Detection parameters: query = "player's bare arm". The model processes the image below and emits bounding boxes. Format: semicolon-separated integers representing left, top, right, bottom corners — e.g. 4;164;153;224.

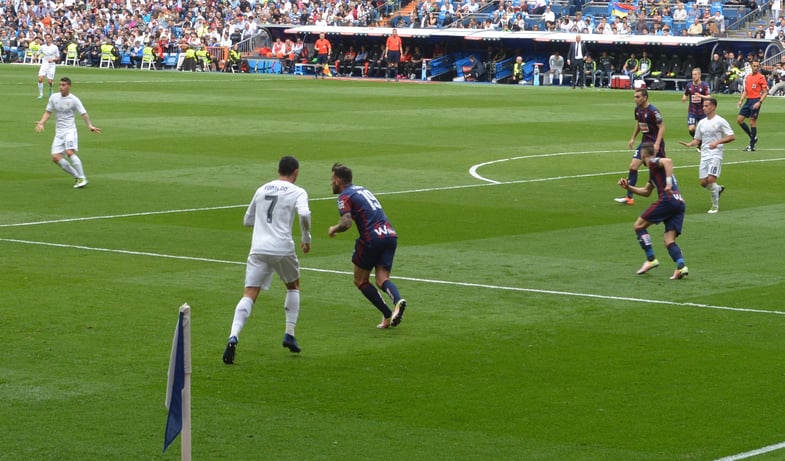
328;213;353;237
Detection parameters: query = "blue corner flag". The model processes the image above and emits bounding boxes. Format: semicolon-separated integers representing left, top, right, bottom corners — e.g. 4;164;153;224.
164;304;191;458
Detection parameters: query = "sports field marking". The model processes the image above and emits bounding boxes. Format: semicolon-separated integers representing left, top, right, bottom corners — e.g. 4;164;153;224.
715;441;785;460
2;236;784;318
3;154;784;229
469;150;785;184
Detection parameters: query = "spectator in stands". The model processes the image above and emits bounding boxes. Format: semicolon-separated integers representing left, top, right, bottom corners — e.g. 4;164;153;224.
595;17;613;34
768;63;785;95
512;56;525;84
543;5;556;24
547;50;564;85
367;43;385;77
772;0;782;22
752;24;766;38
466;54;486;81
764;22;778;39
710;10;725;37
567;34;588;89
130;40;144;68
673;2;689;21
687;17;704;36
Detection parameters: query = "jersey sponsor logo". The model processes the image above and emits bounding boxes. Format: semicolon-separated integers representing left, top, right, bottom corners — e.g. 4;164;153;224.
373;224;395;236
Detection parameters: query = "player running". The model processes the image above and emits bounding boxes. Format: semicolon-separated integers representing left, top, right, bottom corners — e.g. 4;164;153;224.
618;143;689;280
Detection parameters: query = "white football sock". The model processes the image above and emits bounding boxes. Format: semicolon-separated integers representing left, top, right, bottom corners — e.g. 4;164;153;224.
57;158;78;177
69;154;85;178
38;82;44;95
284;289;300;336
230;296;254;339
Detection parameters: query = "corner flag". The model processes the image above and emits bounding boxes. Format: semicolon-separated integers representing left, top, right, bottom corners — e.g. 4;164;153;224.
164;303;192;460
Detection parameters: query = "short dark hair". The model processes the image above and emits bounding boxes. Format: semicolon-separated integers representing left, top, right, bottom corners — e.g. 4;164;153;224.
278;155;299;176
331;163;352;184
60;77;72;85
639;142;655;157
635;87;649;98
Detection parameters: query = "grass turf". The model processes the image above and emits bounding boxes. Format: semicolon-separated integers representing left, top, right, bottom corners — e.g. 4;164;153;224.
1;65;785;460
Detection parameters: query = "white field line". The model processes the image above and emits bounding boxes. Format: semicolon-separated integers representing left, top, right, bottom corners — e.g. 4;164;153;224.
3;154;784;229
2;236;784;318
715;441;785;461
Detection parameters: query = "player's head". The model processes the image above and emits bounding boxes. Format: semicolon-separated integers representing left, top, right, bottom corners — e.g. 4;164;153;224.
702;97;718;116
278;155;299;177
639;142;656;166
634;88;649;106
751;61;760;73
331;163;352;194
691;67;701;82
59;77;72;95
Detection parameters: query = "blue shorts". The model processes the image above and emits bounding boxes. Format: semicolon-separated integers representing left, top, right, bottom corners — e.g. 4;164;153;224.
739;99;761;120
634;142;666;160
387;51;401;64
640;196;686;236
687;113;705;126
316;53;329;65
352;238;397;271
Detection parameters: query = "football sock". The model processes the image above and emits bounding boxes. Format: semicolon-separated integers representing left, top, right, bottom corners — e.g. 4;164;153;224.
636;229;655;260
706;183;720;206
56;158;78;177
738;122;751;137
750;127;757;143
628;169;638;199
38;82;44;95
381;280;402;305
667;242;685;269
230;296;254;339
69;154;85;178
284;289;299;336
689;128;696;137
358;282;393;318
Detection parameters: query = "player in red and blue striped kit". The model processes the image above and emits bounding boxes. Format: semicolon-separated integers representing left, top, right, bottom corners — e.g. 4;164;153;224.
617;143;689;280
329;163;407;329
615;88;667;206
682;67;711;137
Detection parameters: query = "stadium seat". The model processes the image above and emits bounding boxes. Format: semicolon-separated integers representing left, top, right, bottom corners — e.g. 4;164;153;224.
99;51;115;68
64;48;78;66
140;52;156;70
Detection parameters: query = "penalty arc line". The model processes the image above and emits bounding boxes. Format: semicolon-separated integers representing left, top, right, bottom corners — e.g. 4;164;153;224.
2;237;784;318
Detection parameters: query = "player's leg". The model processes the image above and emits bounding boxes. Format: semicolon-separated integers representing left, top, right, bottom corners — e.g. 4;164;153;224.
63;132;88;188
633;216;659;274
616;152;642;204
702;158;723;213
749;110;759;149
373;241;406;327
664;221;688;279
224;255;268;364
352;243;393;327
279;256;302;353
37;71;45;98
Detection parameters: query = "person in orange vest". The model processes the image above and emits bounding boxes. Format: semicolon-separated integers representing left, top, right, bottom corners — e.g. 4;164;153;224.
313;33;331;79
383;28;403;82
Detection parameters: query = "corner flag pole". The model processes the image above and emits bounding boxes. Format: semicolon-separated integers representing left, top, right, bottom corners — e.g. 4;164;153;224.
164;303;192;461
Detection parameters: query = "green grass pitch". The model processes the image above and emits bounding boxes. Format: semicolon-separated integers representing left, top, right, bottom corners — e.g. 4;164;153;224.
1;65;785;460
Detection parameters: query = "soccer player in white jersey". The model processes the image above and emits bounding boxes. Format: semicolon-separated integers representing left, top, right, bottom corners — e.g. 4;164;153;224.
35;77;101;188
678;98;736;213
37;34;60;99
223;156;312;364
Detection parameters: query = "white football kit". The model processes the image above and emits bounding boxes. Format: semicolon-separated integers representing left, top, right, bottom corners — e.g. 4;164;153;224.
38;43;60;79
243;179;311;289
695;114;735;179
46;92;87;154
